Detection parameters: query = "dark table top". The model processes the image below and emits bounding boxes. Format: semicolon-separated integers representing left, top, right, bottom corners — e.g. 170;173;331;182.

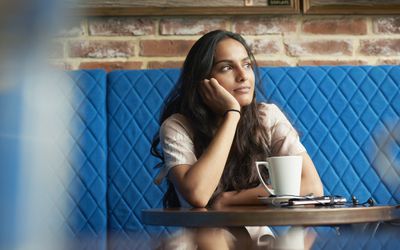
142;204;400;227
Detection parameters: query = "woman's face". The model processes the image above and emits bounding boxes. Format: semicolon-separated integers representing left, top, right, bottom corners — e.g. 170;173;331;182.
210;38;255;107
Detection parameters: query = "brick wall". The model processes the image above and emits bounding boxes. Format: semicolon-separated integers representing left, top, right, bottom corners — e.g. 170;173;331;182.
52;15;400;71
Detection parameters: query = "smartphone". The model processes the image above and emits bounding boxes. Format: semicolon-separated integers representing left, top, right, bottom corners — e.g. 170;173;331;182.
287;196;347;206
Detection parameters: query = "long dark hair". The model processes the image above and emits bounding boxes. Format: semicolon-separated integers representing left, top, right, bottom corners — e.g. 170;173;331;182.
151;30;271;207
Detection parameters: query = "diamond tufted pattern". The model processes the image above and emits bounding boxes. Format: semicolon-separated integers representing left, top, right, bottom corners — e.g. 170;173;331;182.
106;69;179;248
65;70;108;249
257;66;400;205
105;66;399;241
59;66;400;248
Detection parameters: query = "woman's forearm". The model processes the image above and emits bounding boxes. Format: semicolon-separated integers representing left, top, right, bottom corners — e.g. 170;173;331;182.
299;152;324;196
212;186;269;208
171;112;240;207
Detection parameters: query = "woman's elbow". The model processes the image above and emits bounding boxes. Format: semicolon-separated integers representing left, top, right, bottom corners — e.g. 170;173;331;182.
189;198;208;208
187;196;209;208
183;189;211;208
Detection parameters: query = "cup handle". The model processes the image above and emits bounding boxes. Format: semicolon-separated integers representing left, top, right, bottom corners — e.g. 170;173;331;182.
255;161;275;196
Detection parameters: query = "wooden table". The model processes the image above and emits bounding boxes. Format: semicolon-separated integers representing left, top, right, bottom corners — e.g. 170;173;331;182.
142;205;400;227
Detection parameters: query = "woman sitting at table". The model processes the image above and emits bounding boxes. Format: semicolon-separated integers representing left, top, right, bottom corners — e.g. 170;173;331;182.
152;29;323;249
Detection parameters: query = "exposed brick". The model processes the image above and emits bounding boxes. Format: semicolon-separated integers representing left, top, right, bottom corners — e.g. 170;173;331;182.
373;17;400;34
89;17;156;36
248;39;281;55
140;40;195;57
147;61;184;69
51;15;400;70
298;60;368;66
232;17;296;35
359;39;400;56
377;59;400;65
56;20;85;37
285;39;353;56
302;17;367;35
68;40;134;58
256;60;291;67
79;61;142;71
160;18;227;35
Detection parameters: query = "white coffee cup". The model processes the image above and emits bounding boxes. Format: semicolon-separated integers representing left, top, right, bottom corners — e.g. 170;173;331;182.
255;155;302;196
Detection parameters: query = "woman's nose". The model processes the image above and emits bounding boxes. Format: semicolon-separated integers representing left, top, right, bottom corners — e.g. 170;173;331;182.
236;67;248;82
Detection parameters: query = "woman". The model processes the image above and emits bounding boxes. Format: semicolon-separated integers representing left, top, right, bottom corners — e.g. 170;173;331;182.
152;30;323;248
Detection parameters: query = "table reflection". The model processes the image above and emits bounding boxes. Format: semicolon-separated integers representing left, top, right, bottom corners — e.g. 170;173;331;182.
103;221;400;250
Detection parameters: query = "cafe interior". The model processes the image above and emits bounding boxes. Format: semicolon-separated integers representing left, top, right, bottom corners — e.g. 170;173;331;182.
1;0;399;249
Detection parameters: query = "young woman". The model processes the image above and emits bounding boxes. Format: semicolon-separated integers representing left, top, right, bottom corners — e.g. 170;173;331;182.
152;30;323;248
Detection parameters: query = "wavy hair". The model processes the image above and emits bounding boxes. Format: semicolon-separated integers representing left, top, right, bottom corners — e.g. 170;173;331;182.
151;30;271;207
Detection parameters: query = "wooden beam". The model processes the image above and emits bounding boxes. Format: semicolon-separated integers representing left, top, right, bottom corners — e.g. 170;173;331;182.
69;5;300;16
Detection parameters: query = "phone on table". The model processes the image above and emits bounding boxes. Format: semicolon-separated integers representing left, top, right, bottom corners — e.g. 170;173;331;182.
287;196;347;206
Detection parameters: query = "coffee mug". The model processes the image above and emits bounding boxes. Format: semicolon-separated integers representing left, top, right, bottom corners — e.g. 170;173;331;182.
255;155;302;196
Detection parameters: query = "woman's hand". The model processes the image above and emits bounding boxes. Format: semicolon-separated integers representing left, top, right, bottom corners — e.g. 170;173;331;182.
210;192;231;209
210;186;269;209
200;78;240;115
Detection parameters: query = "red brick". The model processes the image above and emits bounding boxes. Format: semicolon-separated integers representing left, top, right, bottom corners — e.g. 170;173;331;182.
285;39;352;56
140;40;195;57
373;17;400;34
256;60;291;67
359;39;400;56
248;39;281;55
147;61;184;69
302;17;367;35
232;17;296;35
79;61;142;71
298;60;368;66
68;40;134;58
160;18;227;35
89;17;156;36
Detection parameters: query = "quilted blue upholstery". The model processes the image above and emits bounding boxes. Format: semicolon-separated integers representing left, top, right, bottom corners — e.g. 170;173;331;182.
257;66;400;205
58;66;399;248
106;69;179;249
65;70;108;249
104;65;399;241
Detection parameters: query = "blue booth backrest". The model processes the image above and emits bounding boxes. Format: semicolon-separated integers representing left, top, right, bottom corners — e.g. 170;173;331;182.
257;66;399;204
105;66;400;239
106;70;180;249
66;66;399;248
65;70;108;249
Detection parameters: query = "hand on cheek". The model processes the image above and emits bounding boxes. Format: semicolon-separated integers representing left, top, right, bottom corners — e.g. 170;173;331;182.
200;78;241;115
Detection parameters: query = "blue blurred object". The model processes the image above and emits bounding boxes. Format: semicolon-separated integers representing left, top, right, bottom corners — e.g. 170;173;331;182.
0;0;79;249
0;80;23;247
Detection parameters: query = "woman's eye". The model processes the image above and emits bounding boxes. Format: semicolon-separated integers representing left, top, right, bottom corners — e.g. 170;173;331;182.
244;62;252;69
221;65;232;71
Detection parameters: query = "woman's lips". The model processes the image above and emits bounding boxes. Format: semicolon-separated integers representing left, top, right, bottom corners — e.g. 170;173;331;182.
234;86;251;94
